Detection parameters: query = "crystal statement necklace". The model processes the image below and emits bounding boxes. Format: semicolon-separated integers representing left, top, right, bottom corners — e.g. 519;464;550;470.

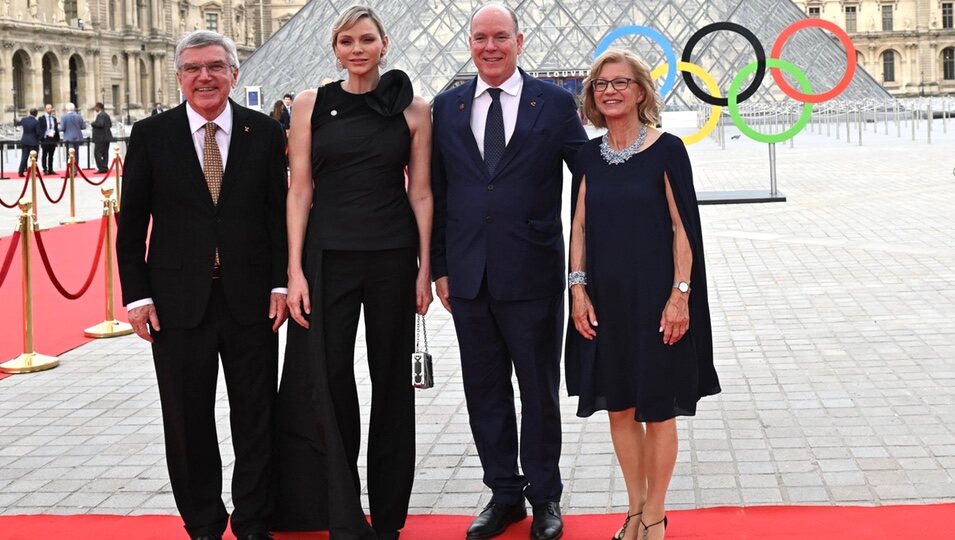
600;123;649;165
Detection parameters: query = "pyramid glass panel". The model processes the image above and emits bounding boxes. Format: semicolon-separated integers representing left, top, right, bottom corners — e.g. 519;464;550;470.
233;0;889;109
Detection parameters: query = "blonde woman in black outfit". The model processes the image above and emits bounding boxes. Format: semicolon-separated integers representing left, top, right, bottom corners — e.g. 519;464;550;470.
271;5;433;540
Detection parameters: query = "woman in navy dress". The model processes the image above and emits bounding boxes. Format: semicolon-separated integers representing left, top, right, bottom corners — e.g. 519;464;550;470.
273;6;433;540
565;49;720;540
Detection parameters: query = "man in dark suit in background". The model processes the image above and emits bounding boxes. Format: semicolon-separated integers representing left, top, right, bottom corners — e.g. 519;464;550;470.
279;93;292;134
39;103;60;174
430;4;587;540
17;108;42;177
90;102;112;173
116;30;288;540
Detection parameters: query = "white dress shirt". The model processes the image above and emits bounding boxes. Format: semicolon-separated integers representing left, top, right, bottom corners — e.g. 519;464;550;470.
470;69;524;159
126;102;287;311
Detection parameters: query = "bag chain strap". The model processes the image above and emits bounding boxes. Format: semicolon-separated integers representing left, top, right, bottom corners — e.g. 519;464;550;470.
415;314;429;354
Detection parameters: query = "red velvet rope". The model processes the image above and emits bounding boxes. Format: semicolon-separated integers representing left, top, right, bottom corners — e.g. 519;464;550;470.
0;178;30;209
37;170;69;204
33;214;108;300
0;231;22;289
76;162;108;186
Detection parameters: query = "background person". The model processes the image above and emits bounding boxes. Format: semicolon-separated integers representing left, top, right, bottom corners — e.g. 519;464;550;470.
269;100;285;126
430;4;587;540
274;5;433;540
90;102;112;173
17;108;41;177
117;30;288;540
39;103;59;174
60;102;87;158
565;48;720;540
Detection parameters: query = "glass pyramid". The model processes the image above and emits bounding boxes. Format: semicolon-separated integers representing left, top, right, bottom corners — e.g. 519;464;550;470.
233;0;889;109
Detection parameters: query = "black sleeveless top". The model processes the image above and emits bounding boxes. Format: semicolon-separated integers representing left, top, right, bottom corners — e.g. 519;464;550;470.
308;70;418;250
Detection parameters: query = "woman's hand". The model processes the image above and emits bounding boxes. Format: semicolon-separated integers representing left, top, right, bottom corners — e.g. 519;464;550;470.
571;286;598;340
659;292;689;345
287;269;311;329
416;269;434;315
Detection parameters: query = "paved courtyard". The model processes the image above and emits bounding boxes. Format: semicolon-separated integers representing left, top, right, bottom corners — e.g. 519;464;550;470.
1;111;954;518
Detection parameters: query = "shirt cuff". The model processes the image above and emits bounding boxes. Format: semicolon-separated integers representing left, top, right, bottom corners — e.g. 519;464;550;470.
126;298;154;310
271;287;288;295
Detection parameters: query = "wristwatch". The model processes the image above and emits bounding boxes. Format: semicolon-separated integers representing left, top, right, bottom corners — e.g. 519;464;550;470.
672;281;690;294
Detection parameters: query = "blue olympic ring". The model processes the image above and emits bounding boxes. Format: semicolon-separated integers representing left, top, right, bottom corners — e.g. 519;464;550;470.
594;26;678;98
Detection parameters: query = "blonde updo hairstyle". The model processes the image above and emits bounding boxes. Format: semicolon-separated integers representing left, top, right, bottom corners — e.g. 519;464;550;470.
331;5;388;51
582;48;661;129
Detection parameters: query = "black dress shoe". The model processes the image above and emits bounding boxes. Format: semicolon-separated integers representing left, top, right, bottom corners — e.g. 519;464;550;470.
530;502;563;540
238;533;272;540
376;530;400;540
466;502;527;539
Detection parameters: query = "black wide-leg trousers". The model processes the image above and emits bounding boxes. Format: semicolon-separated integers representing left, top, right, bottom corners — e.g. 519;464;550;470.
321;247;417;533
152;281;278;539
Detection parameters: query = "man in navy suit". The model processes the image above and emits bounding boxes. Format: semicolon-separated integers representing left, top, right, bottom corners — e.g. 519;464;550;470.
431;4;587;539
39;103;60;174
17;108;42;177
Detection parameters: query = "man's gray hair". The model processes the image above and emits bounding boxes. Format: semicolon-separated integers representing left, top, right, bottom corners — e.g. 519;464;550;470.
64;102;76;112
175;30;239;70
469;2;520;34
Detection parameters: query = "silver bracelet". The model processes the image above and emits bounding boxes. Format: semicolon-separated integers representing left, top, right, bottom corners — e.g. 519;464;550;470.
568;271;587;286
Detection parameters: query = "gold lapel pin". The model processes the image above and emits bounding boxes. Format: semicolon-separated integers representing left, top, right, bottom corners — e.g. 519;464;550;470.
530;101;537;107
458;103;465;110
244;126;250;132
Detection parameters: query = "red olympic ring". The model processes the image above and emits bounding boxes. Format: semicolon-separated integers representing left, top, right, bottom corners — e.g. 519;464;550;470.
770;18;856;104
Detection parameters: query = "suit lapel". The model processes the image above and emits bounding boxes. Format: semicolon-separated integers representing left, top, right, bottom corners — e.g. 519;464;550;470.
493;70;544;178
453;79;490;182
218;100;249;208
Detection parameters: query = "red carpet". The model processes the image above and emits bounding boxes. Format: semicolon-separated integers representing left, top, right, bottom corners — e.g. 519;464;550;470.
0;505;953;539
0;219;126;374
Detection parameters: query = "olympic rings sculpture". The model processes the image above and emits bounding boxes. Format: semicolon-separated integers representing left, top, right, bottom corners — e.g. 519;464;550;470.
593;18;857;144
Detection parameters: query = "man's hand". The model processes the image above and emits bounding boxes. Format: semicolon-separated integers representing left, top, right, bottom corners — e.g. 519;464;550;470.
269;292;288;332
435;276;451;313
128;304;160;343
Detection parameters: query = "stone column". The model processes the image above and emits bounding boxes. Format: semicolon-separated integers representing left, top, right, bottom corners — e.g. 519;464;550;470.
31;48;44;109
152;53;162;103
125;0;134;28
126;52;138;108
0;44;12;122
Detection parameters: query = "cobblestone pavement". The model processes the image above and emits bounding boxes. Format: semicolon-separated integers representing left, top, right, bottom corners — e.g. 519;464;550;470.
2;112;954;517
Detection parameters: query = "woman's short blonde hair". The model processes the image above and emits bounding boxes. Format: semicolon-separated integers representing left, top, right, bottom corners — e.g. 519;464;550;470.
582;48;661;129
331;5;387;50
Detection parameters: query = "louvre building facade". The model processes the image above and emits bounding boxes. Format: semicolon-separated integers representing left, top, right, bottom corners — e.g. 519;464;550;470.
235;0;889;110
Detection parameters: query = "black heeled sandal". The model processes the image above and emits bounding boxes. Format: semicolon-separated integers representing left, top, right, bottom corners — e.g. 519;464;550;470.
639;515;667;540
611;511;641;540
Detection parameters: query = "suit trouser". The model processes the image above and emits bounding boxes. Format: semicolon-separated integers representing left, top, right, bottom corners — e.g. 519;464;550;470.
18;144;38;175
94;141;109;171
322;247;417;533
40;141;56;171
450;278;564;505
151;281;277;539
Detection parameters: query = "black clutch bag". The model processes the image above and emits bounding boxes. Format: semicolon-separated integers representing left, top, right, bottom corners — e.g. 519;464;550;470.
412;314;434;389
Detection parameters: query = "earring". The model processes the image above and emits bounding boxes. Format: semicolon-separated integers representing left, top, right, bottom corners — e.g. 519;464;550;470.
379;55;388;69
335;58;343;70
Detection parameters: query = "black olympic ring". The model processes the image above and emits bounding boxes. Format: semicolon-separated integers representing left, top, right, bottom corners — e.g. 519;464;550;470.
681;22;766;107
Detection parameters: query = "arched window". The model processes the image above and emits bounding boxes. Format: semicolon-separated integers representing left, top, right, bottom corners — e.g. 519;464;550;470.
13;51;31;111
881;50;897;83
943;48;955;81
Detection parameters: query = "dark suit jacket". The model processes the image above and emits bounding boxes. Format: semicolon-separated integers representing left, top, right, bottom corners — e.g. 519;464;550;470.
39;114;60;142
279;107;290;130
19;115;42;146
117;100;289;329
90;111;112;142
431;69;588;301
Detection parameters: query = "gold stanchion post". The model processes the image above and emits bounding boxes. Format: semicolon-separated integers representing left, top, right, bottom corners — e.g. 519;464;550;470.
112;146;122;213
1;200;60;374
83;188;133;338
28;150;38;220
60;149;85;225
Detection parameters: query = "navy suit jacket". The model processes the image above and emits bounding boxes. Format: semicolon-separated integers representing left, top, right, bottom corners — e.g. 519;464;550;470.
19;116;42;146
431;69;588;301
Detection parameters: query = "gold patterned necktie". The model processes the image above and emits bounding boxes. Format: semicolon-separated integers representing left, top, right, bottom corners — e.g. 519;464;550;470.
203;122;223;204
203;122;223;267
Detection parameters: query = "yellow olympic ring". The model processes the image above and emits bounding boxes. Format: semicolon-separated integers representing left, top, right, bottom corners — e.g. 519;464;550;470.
651;61;721;146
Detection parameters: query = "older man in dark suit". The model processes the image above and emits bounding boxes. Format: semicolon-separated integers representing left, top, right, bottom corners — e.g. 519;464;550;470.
117;30;288;540
431;4;587;540
17;108;42;176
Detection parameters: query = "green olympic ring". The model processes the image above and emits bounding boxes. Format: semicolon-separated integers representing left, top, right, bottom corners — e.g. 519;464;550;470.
728;58;813;144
